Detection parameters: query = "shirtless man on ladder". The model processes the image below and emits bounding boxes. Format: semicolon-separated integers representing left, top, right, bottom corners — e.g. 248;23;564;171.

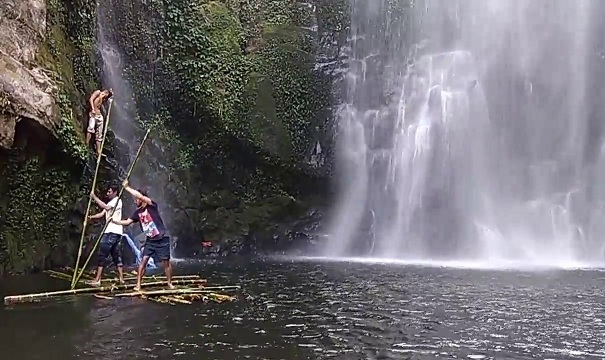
87;89;113;156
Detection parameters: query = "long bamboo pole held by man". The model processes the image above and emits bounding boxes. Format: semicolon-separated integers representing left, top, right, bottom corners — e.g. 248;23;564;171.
71;129;151;289
71;99;114;287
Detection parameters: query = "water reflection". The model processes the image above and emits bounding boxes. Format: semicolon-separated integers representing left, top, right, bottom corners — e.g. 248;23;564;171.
74;300;156;359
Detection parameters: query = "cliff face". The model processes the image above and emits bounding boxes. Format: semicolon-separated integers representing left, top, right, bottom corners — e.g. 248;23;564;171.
0;0;98;273
97;0;351;257
0;0;349;273
0;0;58;148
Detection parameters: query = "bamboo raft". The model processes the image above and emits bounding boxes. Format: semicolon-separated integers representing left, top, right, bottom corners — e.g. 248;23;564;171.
4;267;241;306
2;109;242;307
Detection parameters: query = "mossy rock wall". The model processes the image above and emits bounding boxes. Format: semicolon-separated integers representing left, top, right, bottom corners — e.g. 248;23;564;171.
0;0;351;272
162;0;336;164
0;0;109;274
95;0;350;254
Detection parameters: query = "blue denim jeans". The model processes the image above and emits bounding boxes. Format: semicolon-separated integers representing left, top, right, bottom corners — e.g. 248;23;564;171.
97;233;123;267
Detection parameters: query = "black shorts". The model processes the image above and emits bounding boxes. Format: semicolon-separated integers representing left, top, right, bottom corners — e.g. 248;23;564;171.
142;236;170;261
97;233;123;267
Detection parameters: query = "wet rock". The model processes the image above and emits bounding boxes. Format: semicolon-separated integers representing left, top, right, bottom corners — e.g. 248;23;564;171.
0;0;60;149
0;0;46;63
189;208;325;259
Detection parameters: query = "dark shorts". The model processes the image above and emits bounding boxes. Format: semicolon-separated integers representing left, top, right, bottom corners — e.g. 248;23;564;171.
142;236;170;262
97;233;123;267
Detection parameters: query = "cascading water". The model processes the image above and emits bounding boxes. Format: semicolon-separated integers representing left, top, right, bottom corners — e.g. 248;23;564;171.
325;0;605;266
96;1;141;175
95;0;178;258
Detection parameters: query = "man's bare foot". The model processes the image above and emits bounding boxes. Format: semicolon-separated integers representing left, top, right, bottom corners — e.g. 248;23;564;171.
133;285;141;292
85;280;101;287
119;279;125;285
167;283;176;290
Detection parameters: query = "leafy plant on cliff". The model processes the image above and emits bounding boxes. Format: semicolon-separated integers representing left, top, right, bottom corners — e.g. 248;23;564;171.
162;0;330;162
0;153;82;273
59;0;340;247
40;0;98;159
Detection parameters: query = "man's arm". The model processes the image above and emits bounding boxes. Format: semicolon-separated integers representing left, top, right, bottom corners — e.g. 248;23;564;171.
91;192;111;211
123;180;153;206
89;210;106;220
112;218;134;226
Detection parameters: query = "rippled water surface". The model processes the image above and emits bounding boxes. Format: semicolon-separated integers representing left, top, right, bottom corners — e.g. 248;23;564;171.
1;258;605;359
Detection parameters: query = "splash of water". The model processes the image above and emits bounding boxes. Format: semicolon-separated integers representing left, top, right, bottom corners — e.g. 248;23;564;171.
325;0;605;266
122;234;156;269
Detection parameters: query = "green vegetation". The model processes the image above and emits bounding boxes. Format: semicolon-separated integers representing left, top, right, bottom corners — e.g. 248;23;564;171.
0;0;348;273
0;0;99;273
106;0;343;244
0;153;82;273
41;0;98;159
163;0;329;161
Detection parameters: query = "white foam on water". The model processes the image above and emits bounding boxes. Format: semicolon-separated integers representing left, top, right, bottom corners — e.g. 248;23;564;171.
276;255;605;272
323;0;605;267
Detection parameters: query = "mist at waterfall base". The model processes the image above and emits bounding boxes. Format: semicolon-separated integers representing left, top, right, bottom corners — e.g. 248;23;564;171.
319;0;605;269
95;1;179;259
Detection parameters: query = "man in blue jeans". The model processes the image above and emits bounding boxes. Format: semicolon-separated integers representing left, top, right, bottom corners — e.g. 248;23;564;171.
112;180;174;291
87;184;125;285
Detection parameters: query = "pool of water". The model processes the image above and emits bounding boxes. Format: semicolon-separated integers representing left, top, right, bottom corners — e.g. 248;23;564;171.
1;257;604;359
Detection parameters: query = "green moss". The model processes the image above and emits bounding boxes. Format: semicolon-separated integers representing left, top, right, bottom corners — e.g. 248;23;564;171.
0;152;82;274
201;193;302;240
162;0;329;162
37;0;98;160
0;0;98;273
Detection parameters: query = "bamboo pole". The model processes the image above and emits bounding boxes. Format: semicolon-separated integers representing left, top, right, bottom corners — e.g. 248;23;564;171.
93;294;114;300
71;128;151;289
71;99;114;287
46;269;95;280
162;297;192;305
113;288;227;298
136;275;202;281
207;293;238;303
48;271;201;284
4;278;207;305
45;270;73;281
197;285;241;290
86;275;202;284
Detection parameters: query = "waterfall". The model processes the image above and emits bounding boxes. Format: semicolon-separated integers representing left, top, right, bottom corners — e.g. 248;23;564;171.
96;1;143;176
95;0;179;259
325;0;605;266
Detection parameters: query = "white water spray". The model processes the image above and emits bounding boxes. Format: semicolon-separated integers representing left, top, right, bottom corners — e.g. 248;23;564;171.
325;0;605;267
